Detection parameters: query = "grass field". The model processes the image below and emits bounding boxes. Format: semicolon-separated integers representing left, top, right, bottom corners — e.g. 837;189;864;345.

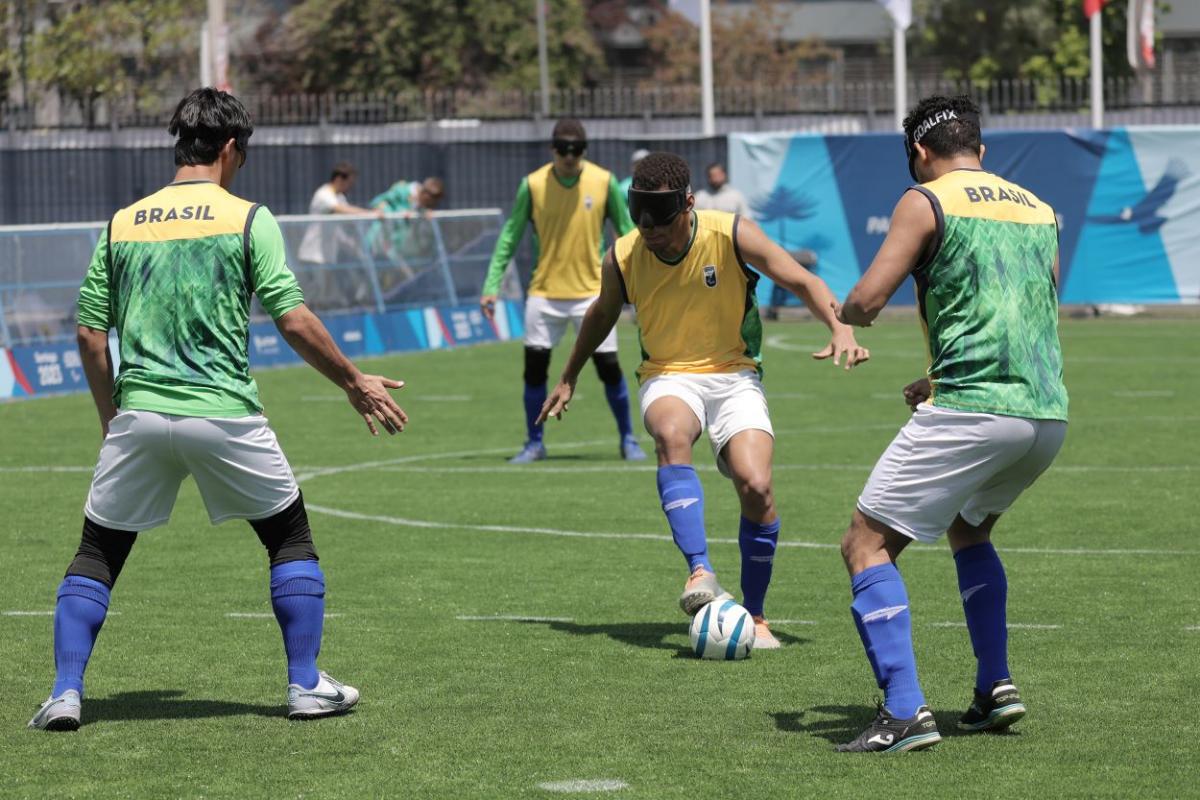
1;316;1197;799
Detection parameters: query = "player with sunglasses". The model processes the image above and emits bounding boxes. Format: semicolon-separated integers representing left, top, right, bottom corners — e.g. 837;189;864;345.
537;152;868;647
481;118;644;464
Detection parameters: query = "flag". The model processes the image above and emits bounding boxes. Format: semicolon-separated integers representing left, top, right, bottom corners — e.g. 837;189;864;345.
1083;0;1106;18
1127;0;1156;69
876;0;911;30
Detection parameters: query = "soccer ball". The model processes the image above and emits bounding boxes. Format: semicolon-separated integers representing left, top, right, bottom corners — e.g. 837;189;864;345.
689;598;755;660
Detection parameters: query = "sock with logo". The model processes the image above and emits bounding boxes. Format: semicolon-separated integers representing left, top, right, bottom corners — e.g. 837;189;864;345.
52;575;111;697
738;516;779;617
270;560;325;690
657;465;710;572
954;541;1010;693
849;562;925;719
523;383;547;444
602;376;635;438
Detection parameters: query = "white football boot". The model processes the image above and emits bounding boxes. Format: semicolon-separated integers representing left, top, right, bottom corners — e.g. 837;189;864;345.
287;671;359;720
28;690;82;731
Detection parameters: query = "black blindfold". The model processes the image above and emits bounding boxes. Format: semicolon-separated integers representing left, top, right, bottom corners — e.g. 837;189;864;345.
628;186;689;228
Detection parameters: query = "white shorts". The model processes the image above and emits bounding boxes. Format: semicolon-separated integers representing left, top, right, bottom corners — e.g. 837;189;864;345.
524;295;617;353
638;370;773;478
857;404;1067;543
85;410;300;531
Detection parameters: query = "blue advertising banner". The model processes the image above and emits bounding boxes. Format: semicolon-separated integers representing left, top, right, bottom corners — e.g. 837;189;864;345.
730;127;1200;305
2;300;522;401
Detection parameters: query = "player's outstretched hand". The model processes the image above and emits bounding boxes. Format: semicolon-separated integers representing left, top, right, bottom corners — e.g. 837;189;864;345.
480;294;499;321
902;377;931;411
537;380;576;425
346;374;408;436
812;329;870;370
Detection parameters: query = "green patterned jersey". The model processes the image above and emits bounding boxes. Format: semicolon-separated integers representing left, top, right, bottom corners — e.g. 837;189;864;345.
76;180;305;417
913;169;1068;421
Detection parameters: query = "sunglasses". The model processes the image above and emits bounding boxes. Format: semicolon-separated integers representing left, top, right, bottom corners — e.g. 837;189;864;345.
628;186;689;228
553;139;587;157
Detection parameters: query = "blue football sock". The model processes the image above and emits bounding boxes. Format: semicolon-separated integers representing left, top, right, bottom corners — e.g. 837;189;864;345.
657;465;710;572
738;516;779;617
954;542;1010;692
523;383;547;443
603;376;634;438
849;563;926;719
52;575;111;697
270;560;325;690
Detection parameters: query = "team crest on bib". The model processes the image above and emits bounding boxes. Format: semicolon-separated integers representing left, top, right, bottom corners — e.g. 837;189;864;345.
703;265;718;287
584;195;594;210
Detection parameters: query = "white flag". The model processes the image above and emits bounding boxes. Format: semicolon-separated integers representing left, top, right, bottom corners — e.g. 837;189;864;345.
876;0;912;30
1127;0;1156;70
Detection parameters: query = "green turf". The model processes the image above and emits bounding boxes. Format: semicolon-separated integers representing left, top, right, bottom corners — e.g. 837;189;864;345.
1;316;1196;798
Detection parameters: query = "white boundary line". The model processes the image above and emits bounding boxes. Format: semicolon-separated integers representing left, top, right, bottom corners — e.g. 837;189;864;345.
456;615;575;623
304;504;1198;557
537;779;628;793
928;621;1062;630
226;612;343;619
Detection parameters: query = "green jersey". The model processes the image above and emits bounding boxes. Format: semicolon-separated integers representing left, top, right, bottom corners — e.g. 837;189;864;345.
76;180;305;417
913;169;1068;421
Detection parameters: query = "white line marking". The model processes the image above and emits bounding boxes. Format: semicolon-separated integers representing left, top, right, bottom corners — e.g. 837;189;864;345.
0;466;93;474
770;619;819;625
537;779;628;793
3;610;54;616
371;462;1197;476
304;504;1197;557
1185;626;1200;631
225;618;343;623
456;615;575;623
928;621;1062;630
1112;390;1175;398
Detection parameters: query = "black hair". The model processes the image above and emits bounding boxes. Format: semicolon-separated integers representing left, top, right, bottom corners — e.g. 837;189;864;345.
903;94;981;159
167;88;253;167
552;118;587;140
331;161;357;181
706;162;726;173
632;152;691;192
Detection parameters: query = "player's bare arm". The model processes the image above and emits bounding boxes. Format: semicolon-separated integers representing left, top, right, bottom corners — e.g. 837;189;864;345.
537;249;625;423
837;189;936;327
275;304;408;436
734;216;869;369
77;324;117;437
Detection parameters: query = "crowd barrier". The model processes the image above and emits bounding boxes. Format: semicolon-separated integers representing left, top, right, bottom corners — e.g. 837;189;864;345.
730;126;1200;305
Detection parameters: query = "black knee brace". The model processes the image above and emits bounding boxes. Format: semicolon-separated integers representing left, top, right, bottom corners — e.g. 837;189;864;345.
66;518;138;588
524;346;552;386
591;351;624;386
250;493;319;566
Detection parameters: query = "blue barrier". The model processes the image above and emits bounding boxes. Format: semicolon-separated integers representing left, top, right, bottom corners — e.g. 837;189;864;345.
729;127;1200;305
0;300;524;401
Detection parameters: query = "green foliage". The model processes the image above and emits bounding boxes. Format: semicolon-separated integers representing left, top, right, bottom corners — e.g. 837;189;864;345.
29;0;198;125
274;0;606;94
912;0;1167;84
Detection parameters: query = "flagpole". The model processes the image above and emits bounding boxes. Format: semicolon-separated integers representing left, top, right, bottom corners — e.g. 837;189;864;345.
893;21;907;130
1090;9;1104;129
700;0;715;137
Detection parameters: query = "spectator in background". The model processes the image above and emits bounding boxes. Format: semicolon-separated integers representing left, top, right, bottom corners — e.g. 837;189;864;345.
298;162;380;265
694;162;750;216
368;176;446;261
765;249;819;320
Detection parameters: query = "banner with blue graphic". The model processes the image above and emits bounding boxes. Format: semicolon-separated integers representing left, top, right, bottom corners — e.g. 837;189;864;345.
0;300;524;401
730;127;1200;305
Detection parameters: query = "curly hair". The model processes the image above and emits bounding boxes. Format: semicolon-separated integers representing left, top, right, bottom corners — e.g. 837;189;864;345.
903;95;982;159
631;151;691;192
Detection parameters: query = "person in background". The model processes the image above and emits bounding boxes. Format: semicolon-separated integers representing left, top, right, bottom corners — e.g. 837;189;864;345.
694;162;750;216
297;162;382;303
765;249;819;320
368;176;445;259
618;149;651;198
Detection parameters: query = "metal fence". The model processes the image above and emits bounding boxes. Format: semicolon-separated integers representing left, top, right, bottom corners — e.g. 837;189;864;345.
5;75;1200;131
0;209;517;349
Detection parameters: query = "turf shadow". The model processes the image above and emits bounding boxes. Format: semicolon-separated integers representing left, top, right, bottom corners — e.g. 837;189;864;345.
82;689;280;722
522;620;809;655
773;705;998;744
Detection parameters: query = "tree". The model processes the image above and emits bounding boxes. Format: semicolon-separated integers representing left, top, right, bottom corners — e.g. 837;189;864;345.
640;0;834;88
29;0;196;126
751;185;817;249
911;0;1171;83
269;0;606;95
